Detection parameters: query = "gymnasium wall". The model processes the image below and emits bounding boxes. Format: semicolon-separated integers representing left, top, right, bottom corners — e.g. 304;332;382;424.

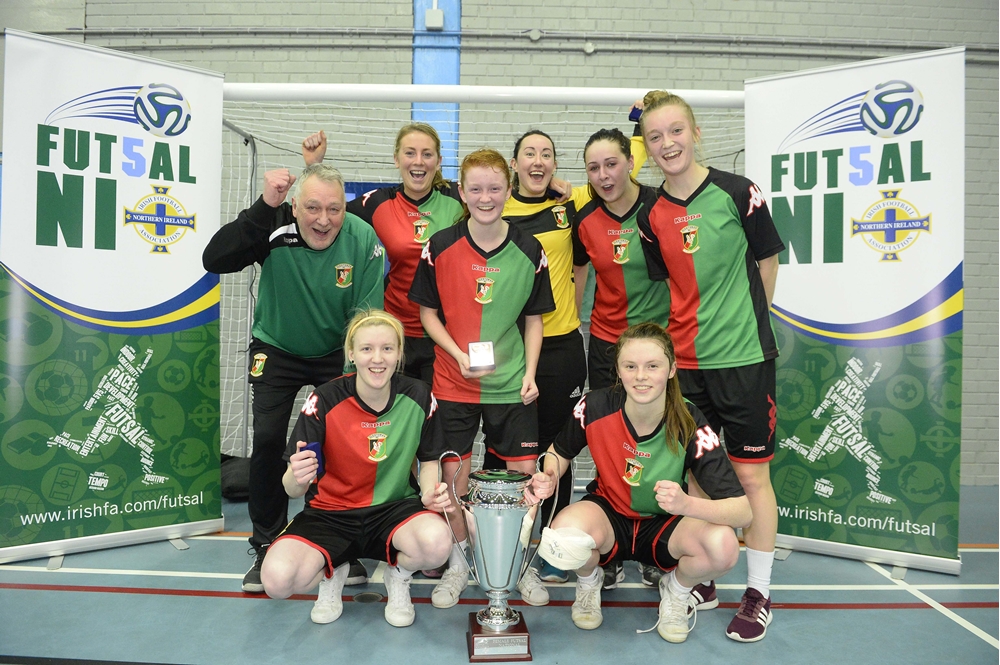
1;0;996;484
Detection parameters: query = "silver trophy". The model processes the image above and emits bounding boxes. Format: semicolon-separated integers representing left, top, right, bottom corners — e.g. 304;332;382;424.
438;451;558;661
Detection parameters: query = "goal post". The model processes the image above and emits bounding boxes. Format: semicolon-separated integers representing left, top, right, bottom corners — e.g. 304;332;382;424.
217;83;747;484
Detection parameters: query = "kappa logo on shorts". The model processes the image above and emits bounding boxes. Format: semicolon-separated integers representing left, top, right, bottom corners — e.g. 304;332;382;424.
336;263;354;288
767;394;777;442
250;353;267;377
521;441;539;448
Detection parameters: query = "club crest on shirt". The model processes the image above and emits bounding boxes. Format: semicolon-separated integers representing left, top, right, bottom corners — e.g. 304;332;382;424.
623;458;644;486
475;277;495;304
250;353;267;378
552;205;569;229
368;432;388;461
681;225;700;254
612;237;630;264
336;263;354;287
413;219;430;243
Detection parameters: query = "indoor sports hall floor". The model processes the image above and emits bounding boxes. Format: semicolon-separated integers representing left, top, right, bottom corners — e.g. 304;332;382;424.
0;486;995;665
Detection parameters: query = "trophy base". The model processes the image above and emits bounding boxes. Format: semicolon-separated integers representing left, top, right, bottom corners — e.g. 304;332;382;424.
466;612;531;662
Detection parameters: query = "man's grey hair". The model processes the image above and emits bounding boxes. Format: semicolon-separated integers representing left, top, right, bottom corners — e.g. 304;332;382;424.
291;163;345;201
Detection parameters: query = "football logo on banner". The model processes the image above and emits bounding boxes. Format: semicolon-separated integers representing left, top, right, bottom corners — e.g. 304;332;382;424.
851;190;931;262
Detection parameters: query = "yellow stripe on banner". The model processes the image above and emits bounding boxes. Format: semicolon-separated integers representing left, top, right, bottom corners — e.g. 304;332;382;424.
772;290;963;341
7;272;220;329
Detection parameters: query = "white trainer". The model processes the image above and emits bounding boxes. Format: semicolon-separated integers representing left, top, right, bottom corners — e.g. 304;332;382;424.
657;575;697;643
431;564;470;609
571;568;603;630
383;565;415;627
517;566;550;607
311;563;349;624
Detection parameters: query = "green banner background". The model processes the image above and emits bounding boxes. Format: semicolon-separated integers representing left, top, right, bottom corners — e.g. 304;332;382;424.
772;319;962;561
0;273;221;551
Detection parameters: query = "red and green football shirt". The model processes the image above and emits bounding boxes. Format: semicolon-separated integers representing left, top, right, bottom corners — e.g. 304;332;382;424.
575;184;671;343
553;386;744;519
637;168;785;369
285;373;436;511
349;184;464;337
408;221;556;404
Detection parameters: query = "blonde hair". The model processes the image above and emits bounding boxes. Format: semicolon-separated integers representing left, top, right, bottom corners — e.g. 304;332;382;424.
639;90;704;165
395;123;448;191
344;308;406;370
614;322;696;454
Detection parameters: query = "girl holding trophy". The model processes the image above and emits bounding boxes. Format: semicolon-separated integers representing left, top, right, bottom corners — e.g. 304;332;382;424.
408;148;555;610
529;322;751;644
259;309;453;628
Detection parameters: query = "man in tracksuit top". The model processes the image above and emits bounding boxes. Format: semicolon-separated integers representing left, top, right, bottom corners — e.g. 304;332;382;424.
203;164;384;592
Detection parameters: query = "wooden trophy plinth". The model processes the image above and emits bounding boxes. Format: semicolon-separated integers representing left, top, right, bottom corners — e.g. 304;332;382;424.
466;612;532;662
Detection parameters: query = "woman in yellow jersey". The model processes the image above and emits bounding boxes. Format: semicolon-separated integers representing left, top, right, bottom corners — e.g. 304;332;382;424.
492;108;647;603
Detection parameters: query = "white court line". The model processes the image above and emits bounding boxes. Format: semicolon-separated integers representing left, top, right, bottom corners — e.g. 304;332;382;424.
189;536;1000;555
1;563;996;593
865;561;999;649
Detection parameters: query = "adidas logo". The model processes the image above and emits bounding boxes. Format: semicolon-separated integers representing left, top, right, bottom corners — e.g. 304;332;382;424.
569;386;582;398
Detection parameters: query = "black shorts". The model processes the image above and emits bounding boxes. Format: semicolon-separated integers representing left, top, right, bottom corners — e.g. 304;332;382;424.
582;493;683;572
587;334;617;391
274;498;432;576
403;336;436;385
678;359;776;463
430;400;539;462
536;330;587;444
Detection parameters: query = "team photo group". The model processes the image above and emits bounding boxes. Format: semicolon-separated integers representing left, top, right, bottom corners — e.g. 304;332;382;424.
204;89;786;646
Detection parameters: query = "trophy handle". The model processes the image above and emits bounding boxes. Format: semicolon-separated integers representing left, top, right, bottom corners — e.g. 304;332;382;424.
519;450;566;580
436;450;479;583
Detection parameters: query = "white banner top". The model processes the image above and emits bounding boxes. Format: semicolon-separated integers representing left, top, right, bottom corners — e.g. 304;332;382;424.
1;30;223;332
746;48;964;346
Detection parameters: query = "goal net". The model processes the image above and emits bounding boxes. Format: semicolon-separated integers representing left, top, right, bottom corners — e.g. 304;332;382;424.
218;85;746;486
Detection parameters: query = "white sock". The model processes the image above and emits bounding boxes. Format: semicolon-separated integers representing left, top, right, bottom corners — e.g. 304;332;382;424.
746;547;774;599
578;567;601;586
449;540;469;570
395;564;416;580
666;570;693;600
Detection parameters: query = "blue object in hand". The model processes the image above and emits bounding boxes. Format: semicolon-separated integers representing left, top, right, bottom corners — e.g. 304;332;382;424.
302;441;324;480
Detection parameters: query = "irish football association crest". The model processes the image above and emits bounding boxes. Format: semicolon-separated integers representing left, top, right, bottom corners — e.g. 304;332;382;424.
851;190;931;262
124;185;196;254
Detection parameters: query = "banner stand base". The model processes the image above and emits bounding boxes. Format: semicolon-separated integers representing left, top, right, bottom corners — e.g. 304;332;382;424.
775;534;960;576
0;518;225;565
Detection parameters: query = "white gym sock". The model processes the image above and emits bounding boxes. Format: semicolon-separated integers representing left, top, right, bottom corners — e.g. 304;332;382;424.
449;540;469;570
577;567;601;586
395;564;416;580
745;547;774;599
665;570;693;600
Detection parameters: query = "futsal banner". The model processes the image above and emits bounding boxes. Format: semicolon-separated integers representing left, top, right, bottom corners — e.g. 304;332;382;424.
746;48;964;574
0;30;224;562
